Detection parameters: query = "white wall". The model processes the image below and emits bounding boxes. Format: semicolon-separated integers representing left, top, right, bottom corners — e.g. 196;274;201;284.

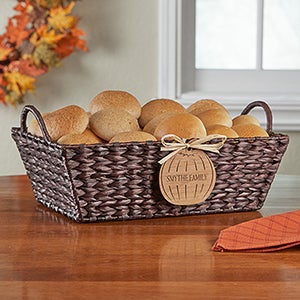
0;0;298;176
279;131;300;175
0;0;158;175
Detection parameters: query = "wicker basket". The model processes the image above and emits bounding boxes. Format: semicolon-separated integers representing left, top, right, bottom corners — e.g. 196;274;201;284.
11;101;289;223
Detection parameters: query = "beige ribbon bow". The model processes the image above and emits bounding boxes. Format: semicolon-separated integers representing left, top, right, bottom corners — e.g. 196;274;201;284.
158;134;227;165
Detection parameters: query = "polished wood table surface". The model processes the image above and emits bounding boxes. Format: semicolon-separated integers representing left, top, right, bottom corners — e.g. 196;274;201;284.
0;174;299;299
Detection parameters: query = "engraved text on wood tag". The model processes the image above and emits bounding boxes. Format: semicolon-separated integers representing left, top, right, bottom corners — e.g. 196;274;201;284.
159;149;216;205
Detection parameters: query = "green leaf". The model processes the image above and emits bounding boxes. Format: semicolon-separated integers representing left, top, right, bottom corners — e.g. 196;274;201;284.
32;42;60;67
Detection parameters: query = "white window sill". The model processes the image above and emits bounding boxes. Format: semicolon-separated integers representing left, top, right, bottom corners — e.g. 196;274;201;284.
178;91;300;132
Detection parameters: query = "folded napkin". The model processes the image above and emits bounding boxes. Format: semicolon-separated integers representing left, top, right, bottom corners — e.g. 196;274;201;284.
212;210;300;252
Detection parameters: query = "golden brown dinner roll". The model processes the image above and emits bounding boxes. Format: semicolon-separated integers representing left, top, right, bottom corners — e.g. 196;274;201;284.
139;99;186;128
109;131;157;143
89;108;140;141
206;124;239;138
29;105;89;142
28;112;49;136
57;129;104;145
143;112;179;135
154;113;207;140
194;108;233;128
232;114;261;127
232;124;269;138
89;90;141;118
187;99;226;114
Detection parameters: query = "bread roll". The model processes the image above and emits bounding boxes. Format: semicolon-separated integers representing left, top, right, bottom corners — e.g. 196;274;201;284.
143;112;179;135
89;90;141;118
57;129;104;145
154;113;206;140
232;124;269;138
89;108;140;141
187;99;226;114
232;114;260;127
28;113;49;136
29;105;89;142
139;99;186;128
206;125;239;138
109;131;157;143
194;108;232;128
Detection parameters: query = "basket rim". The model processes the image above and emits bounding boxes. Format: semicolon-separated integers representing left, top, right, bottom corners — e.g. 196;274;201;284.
11;126;289;149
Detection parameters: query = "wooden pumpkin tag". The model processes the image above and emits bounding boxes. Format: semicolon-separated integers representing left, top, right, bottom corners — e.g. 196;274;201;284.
159;149;216;205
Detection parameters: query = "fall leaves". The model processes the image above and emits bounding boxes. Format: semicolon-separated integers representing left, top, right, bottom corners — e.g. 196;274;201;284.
0;0;88;106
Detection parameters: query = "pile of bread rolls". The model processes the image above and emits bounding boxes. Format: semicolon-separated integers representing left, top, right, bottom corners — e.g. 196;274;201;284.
28;90;269;145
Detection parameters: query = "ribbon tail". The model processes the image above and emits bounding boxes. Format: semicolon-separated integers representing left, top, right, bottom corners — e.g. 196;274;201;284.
158;148;183;165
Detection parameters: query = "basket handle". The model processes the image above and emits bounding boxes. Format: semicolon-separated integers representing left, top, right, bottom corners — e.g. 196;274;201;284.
240;101;273;134
20;105;52;142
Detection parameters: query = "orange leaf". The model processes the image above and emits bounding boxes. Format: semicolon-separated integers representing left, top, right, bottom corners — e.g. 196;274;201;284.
55;35;76;58
0;90;6;104
55;29;88;58
0;34;7;44
0;78;6;104
14;1;31;14
6;15;31;46
71;27;88;51
8;60;48;77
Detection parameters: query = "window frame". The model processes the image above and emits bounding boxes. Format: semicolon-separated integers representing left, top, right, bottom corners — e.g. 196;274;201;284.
158;0;300;131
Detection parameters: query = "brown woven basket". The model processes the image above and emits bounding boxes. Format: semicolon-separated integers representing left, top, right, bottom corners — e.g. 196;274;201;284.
11;101;289;223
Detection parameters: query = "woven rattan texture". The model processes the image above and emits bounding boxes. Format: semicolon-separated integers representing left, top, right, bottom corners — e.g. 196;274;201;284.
11;126;288;222
11;128;80;220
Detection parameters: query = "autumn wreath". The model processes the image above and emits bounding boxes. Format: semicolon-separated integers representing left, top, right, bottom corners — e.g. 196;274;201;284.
0;0;88;107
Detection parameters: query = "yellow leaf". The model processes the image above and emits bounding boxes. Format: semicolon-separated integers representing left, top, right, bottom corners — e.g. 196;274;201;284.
0;47;13;61
35;0;61;8
30;25;64;46
48;2;77;32
4;71;36;96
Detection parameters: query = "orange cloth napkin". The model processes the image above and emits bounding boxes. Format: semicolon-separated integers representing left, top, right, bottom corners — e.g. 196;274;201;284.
212;210;300;252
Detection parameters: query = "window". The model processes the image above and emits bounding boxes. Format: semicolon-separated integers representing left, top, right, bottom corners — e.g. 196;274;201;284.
195;0;257;70
159;0;300;130
195;0;300;70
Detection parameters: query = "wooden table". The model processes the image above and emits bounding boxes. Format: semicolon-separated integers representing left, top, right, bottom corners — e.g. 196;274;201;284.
0;174;299;299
